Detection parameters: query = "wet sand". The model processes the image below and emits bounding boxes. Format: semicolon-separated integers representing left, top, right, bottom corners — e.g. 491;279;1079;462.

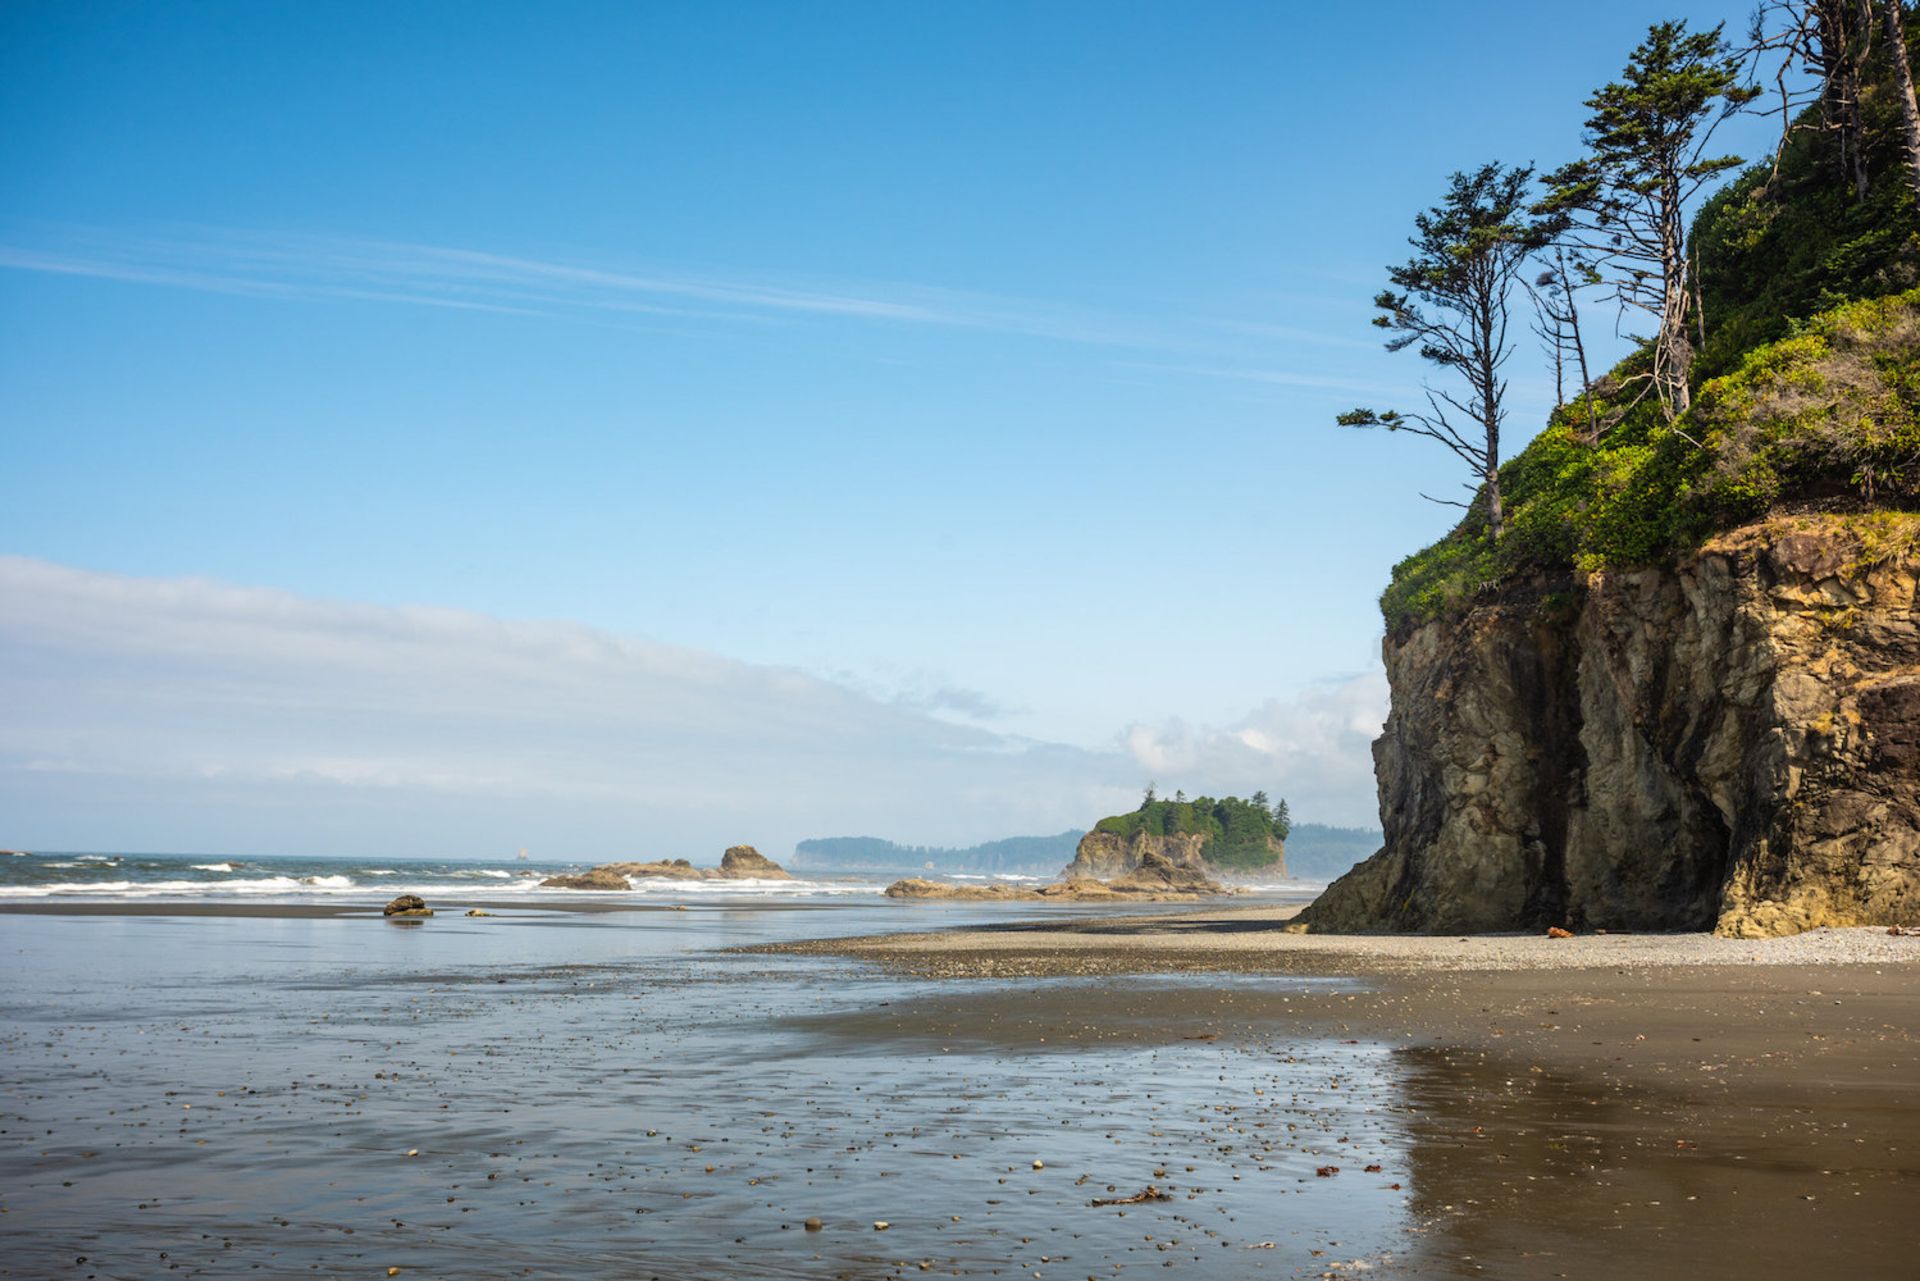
4;898;1916;1278
761;903;1920;1277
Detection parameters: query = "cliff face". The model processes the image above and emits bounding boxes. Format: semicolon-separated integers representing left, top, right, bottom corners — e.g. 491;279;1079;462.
1303;515;1920;937
1065;829;1211;880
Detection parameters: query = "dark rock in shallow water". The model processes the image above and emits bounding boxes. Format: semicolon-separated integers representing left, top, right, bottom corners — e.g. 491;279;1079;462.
884;851;1229;902
538;867;631;890
382;894;433;918
540;845;796;889
717;844;794;880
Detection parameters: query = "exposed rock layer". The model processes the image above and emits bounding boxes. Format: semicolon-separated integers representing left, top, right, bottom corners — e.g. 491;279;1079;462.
1303;516;1920;937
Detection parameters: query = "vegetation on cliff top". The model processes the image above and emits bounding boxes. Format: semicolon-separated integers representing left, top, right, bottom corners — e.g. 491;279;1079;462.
1374;8;1920;633
1095;790;1290;870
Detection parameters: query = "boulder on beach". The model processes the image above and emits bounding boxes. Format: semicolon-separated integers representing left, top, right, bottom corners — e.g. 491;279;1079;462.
383;894;434;918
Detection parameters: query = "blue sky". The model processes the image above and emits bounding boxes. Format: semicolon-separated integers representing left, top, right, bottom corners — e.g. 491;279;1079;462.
0;2;1786;857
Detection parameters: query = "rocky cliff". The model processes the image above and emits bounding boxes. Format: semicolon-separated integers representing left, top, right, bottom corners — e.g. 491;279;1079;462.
1302;515;1920;937
1064;829;1212;880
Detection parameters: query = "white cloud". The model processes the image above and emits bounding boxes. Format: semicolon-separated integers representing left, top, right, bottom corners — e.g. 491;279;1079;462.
0;557;1387;857
0;556;1138;858
1119;671;1389;827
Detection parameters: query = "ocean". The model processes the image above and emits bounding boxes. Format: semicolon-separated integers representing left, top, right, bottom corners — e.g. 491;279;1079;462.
0;849;1325;902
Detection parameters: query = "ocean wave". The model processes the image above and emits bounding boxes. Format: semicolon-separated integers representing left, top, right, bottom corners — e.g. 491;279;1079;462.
0;866;885;901
579;878;880;896
0;876;338;898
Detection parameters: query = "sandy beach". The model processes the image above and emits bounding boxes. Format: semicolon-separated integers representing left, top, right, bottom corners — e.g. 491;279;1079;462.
754;900;1920;1278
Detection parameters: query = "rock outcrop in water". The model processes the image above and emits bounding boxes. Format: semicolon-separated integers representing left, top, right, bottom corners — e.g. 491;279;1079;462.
1302;515;1920;937
886;850;1230;901
383;893;433;917
1063;829;1211;880
540;845;795;889
717;845;794;880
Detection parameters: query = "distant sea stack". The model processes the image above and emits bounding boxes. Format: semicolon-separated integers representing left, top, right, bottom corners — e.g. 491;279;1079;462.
541;844;794;889
1063;796;1287;881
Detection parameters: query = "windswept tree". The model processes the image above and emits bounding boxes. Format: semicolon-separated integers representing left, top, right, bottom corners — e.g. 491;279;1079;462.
1884;1;1920;208
1539;21;1758;418
1339;162;1546;541
1748;1;1877;197
1525;246;1600;437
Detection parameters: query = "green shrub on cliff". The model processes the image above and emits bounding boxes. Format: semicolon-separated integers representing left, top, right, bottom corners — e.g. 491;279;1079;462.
1094;794;1287;870
1380;15;1920;634
1383;290;1920;631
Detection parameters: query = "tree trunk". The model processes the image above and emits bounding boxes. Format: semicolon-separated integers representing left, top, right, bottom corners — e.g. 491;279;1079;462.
1885;1;1920;211
1658;175;1693;417
1484;462;1504;542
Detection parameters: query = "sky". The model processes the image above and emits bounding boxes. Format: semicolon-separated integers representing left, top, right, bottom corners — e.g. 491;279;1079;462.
0;1;1787;859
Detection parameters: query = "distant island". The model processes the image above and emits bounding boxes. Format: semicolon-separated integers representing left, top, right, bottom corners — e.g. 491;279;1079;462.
791;831;1083;874
796;811;1381;882
1086;791;1289;873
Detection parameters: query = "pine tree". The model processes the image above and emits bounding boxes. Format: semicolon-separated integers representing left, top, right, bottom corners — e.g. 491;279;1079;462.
1539;21;1758;418
1339;163;1548;540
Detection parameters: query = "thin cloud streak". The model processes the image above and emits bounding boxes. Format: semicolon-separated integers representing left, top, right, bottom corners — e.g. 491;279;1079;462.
1121;359;1414;399
0;556;1387;854
0;224;1418;356
0;225;1161;345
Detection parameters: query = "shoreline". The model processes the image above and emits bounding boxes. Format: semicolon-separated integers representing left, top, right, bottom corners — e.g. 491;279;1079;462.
748;900;1920;974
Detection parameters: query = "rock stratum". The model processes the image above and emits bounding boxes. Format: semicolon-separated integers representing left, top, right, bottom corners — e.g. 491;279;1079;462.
1302;515;1920;938
541;845;794;890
